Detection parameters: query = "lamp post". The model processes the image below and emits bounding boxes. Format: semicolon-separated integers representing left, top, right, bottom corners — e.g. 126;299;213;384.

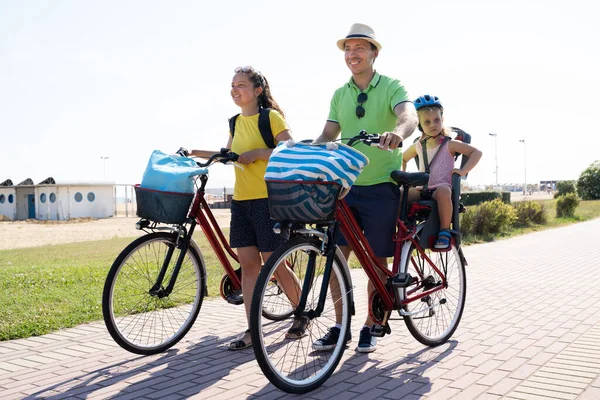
489;133;498;186
100;156;110;178
519;139;527;195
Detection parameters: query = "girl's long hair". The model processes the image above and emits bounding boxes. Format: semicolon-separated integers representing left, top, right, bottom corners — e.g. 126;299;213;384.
243;69;285;117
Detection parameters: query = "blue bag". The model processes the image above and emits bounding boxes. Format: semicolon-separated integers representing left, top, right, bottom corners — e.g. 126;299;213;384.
140;150;208;194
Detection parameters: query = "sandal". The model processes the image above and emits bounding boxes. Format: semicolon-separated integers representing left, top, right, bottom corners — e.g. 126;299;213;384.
286;316;310;339
229;329;251;351
434;230;452;249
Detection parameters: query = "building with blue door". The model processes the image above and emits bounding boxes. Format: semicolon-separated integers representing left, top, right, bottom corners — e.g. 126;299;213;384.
0;178;115;221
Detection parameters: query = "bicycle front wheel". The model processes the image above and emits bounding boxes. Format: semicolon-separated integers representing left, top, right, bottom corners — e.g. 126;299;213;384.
103;232;205;355
250;236;352;394
400;242;466;346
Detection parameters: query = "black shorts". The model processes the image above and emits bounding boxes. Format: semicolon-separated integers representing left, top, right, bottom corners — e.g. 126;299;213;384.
230;198;286;252
337;183;400;258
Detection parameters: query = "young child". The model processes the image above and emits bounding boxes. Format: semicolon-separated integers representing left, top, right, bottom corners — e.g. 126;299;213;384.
183;66;303;350
402;94;482;248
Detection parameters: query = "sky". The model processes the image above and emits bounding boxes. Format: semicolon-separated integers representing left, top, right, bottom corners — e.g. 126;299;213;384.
1;0;599;189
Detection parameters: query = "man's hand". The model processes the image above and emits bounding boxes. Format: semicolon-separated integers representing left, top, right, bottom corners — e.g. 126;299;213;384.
378;132;404;150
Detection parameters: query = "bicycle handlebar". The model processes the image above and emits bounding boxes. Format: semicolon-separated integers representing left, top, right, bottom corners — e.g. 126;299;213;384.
198;149;239;167
176;147;239;167
346;130;402;149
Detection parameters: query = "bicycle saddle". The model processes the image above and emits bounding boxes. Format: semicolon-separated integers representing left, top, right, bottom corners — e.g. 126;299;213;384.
390;170;429;187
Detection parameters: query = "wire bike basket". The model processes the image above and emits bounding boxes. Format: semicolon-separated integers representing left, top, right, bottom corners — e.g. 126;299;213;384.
134;150;208;224
266;180;343;223
264;140;369;223
134;185;194;224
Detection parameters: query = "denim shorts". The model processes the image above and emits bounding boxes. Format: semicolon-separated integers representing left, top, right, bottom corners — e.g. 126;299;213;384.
337;183;400;258
230;198;286;252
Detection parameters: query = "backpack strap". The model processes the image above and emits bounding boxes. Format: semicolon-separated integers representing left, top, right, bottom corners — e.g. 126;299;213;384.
228;113;240;138
228;108;276;149
258;108;275;148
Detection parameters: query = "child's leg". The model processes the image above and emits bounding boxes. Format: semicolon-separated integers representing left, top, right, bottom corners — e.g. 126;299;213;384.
432;185;452;230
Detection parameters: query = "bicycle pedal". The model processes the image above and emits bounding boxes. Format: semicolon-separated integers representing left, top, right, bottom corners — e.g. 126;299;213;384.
225;292;244;305
369;324;391;338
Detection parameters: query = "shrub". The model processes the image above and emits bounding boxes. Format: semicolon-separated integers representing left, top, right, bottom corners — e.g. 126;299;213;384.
461;191;511;206
555;193;579;218
512;201;547;227
577;160;600;200
554;180;577;199
461;198;517;237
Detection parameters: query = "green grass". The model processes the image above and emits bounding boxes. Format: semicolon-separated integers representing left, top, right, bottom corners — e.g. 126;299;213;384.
1;199;599;341
0;231;234;341
461;199;600;244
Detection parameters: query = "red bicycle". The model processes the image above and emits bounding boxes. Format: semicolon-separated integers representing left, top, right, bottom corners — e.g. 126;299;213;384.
102;149;294;355
249;131;470;393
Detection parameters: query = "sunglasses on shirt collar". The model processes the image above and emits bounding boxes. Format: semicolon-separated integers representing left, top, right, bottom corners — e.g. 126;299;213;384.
356;92;368;119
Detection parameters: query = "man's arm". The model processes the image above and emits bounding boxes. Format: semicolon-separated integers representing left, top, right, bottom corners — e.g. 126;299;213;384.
379;102;418;150
314;121;341;144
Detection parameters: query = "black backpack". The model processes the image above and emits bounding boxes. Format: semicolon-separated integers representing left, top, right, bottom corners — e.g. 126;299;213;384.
228;108;275;149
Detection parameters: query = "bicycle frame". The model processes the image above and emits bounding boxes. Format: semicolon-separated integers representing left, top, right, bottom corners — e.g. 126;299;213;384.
333;192;449;313
150;173;241;296
188;174;241;289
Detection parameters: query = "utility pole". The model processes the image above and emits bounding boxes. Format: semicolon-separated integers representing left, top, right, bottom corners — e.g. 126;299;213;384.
519;139;527;195
100;156;110;178
488;133;498;186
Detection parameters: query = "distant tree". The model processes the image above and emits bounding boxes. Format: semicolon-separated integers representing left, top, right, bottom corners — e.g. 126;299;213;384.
554;180;576;199
577;161;600;200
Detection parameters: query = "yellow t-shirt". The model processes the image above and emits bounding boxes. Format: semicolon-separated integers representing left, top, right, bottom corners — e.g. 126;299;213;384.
230;110;289;200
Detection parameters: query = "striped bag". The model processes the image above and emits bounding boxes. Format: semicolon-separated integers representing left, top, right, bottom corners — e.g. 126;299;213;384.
264;141;369;222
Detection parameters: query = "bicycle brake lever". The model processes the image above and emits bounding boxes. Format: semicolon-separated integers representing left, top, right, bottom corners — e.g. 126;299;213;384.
228;162;244;170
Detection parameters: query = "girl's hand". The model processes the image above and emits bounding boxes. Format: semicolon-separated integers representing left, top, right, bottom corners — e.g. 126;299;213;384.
452;168;465;177
237;150;261;164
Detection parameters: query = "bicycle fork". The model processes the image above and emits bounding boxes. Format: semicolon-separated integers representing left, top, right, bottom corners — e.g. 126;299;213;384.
295;223;340;319
149;222;197;298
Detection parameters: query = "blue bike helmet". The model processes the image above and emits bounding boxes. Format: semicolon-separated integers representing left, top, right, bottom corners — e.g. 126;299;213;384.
414;94;443;111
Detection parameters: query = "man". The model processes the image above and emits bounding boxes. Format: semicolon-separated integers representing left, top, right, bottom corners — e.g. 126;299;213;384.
313;23;418;353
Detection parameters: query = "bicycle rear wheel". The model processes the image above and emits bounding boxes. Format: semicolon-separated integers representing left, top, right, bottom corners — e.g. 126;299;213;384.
250;236;352;394
400;242;466;346
261;273;295;321
103;232;205;355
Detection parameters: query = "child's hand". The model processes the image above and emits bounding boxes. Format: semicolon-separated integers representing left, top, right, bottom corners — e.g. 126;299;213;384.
452;168;465;177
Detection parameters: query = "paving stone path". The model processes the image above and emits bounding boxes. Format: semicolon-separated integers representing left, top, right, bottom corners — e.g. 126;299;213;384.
1;218;599;399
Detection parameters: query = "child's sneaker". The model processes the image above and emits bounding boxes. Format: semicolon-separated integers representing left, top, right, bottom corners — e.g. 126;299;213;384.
312;326;351;351
356;326;377;353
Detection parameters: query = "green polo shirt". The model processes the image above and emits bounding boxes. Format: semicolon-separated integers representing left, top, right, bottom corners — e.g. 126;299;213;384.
328;72;410;185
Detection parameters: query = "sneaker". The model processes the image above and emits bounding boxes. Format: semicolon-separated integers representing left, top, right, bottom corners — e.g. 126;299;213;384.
286;316;310;339
357;327;377;353
312;326;351;351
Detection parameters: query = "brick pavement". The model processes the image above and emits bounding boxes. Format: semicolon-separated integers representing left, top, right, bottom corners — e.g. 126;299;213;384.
1;218;599;399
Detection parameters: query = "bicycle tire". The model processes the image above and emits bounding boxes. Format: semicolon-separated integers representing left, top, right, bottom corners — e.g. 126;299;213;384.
220;267;294;321
103;232;205;355
400;241;466;346
261;277;295;321
250;236;352;394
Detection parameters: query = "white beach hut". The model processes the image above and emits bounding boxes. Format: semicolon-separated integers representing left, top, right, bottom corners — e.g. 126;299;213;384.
1;177;115;221
0;179;17;220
